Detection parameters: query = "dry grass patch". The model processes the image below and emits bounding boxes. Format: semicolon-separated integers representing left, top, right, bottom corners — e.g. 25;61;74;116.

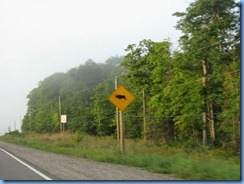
0;132;240;180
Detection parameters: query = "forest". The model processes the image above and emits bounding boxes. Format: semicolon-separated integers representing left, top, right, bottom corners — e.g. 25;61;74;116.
21;0;240;153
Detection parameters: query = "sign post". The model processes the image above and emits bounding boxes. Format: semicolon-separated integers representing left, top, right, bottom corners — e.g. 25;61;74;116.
61;115;67;132
119;111;125;153
109;85;135;153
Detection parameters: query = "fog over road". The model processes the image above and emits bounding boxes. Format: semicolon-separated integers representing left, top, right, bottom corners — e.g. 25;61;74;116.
0;141;179;180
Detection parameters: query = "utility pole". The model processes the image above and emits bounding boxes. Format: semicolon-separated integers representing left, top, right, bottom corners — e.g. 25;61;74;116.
115;76;120;142
143;89;147;141
59;96;62;133
29;106;32;132
98;107;101;135
20;116;22;133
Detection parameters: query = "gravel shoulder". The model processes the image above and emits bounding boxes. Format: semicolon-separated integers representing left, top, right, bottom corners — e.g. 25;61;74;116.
0;140;180;180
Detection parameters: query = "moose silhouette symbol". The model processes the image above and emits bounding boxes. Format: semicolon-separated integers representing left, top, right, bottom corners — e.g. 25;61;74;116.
115;94;127;101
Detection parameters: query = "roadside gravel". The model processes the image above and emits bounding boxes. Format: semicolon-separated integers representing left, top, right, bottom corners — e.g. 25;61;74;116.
0;140;180;180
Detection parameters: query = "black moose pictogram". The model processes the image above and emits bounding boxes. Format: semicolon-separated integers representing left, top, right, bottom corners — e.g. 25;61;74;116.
115;94;127;101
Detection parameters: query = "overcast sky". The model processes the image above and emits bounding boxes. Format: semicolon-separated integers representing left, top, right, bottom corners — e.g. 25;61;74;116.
0;0;193;135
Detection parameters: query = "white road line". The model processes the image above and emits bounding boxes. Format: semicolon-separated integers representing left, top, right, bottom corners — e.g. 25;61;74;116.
0;148;52;180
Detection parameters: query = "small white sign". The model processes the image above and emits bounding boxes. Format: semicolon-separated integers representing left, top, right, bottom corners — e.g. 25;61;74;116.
61;115;67;123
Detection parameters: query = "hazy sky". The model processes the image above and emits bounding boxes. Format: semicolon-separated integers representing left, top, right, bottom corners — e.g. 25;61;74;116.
0;0;193;135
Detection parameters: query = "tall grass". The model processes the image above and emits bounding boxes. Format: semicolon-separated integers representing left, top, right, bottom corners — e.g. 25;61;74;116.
0;133;240;180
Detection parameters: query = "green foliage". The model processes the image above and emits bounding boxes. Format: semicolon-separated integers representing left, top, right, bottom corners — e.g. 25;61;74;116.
91;82;115;136
21;0;240;153
22;56;124;135
172;0;240;149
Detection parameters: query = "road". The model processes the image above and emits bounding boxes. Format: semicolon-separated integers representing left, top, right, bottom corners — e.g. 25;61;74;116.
0;148;52;180
0;140;179;180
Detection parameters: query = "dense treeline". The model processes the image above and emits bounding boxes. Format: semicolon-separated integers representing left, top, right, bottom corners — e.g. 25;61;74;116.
21;0;240;152
21;56;124;135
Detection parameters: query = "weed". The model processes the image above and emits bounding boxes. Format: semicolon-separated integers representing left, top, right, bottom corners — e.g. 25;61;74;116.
0;133;240;180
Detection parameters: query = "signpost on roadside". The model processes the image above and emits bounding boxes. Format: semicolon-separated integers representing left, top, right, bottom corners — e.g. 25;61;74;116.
61;115;67;132
109;85;135;153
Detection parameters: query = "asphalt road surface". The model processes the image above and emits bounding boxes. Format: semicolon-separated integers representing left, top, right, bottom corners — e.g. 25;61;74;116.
0;148;52;180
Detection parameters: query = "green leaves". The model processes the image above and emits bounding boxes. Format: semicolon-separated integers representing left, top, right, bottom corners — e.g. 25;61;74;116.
21;0;240;152
22;57;124;135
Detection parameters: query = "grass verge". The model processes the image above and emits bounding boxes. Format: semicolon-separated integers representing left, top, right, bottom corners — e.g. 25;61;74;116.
0;132;240;180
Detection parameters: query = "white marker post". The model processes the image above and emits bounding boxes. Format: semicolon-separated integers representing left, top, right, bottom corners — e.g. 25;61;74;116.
61;115;67;132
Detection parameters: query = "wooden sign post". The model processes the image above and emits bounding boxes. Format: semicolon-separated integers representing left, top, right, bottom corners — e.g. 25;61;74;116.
109;85;135;153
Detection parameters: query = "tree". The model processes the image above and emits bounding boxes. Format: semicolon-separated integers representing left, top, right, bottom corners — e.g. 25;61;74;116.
91;82;115;136
173;0;240;147
122;40;178;141
22;56;124;135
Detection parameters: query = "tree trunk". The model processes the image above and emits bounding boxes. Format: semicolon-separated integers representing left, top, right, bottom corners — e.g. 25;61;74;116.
202;59;208;147
209;101;216;142
232;117;236;149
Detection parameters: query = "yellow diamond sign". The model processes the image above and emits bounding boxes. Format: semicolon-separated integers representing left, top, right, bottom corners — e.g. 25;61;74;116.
109;85;135;111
